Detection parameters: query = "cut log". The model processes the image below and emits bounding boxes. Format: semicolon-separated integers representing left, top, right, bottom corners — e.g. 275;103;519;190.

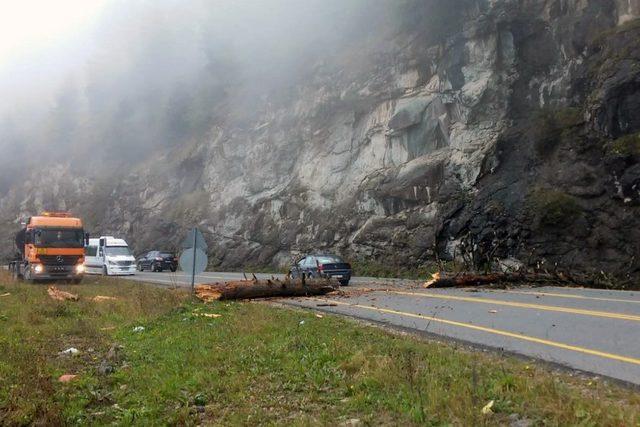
424;271;602;289
195;278;338;302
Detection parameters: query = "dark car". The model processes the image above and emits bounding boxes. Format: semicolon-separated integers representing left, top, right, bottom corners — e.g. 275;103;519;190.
137;251;178;272
290;254;352;285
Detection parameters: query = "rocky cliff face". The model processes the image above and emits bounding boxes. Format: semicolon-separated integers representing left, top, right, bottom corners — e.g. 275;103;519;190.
2;0;640;283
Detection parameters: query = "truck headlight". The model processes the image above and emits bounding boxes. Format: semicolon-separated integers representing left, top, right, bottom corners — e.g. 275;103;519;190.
33;264;44;274
76;264;85;274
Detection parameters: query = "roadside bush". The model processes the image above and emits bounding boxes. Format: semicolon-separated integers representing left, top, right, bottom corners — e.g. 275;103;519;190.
606;132;640;157
528;188;582;228
351;259;438;280
531;107;583;157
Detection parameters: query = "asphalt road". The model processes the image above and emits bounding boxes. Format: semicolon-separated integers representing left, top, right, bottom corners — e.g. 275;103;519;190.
121;271;640;385
122;270;410;287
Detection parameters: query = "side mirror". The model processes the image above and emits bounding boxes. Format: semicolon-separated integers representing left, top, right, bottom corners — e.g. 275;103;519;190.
85;232;90;246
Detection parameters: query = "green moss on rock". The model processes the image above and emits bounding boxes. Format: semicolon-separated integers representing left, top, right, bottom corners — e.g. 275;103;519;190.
607;132;640;156
531;107;583;157
528;188;582;227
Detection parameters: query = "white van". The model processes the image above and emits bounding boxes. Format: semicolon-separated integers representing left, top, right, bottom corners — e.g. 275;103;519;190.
84;236;136;276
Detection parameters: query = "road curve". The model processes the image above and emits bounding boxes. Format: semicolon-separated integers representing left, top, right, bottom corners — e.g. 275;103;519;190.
119;270;640;385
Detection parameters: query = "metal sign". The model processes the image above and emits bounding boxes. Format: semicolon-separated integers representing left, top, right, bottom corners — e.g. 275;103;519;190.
179;248;208;276
180;227;208;293
182;228;207;251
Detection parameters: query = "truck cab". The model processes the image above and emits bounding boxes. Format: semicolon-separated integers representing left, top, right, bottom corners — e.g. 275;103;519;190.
8;212;87;283
84;236;136;276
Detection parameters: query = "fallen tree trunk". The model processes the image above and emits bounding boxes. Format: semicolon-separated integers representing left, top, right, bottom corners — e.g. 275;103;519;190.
195;277;338;302
424;271;605;289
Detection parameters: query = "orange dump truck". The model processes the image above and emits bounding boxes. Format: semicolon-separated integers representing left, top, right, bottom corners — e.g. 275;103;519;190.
8;212;88;283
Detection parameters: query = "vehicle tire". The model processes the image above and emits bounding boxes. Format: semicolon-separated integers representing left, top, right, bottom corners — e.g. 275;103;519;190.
102;266;109;276
72;278;82;285
339;280;350;286
137;262;142;272
156;266;163;273
170;267;177;272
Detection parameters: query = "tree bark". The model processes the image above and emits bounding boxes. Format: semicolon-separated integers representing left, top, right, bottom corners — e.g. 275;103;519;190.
195;277;338;302
425;272;603;288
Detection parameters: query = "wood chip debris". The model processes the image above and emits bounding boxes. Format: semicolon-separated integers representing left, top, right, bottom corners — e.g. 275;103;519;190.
481;400;495;415
47;286;79;301
424;272;441;288
58;374;78;383
92;295;118;302
193;312;222;318
58;347;80;356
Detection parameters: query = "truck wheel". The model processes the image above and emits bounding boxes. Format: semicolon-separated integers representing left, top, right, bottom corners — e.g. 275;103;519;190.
339;280;350;286
170;267;177;272
137;262;142;271
102;266;109;276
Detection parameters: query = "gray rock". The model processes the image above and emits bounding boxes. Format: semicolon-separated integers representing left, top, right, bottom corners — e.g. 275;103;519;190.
1;1;639;282
97;360;115;375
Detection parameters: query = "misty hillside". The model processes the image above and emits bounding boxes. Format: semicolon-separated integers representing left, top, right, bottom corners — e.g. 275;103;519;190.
1;0;640;282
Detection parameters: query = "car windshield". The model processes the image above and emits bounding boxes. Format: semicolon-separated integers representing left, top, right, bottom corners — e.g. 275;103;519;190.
105;246;132;256
34;228;84;248
159;252;174;258
316;256;344;264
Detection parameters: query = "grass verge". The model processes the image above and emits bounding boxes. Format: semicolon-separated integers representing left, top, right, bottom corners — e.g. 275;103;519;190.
0;271;638;425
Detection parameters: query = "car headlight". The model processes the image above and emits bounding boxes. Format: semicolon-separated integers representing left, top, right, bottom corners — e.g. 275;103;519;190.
33;264;44;274
76;264;85;274
108;260;116;265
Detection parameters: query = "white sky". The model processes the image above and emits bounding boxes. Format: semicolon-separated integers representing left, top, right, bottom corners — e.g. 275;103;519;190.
0;0;109;116
0;0;108;66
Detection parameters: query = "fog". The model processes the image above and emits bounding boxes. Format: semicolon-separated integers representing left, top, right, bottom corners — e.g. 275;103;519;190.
0;0;427;193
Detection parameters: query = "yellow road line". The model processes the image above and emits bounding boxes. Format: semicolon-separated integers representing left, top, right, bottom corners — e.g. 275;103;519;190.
313;298;640;366
386;290;640;322
501;289;640;305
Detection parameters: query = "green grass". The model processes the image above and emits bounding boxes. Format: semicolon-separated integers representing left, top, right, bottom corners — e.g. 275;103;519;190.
1;272;639;425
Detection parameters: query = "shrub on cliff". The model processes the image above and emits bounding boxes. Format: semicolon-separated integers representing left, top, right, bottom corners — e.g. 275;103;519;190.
607;132;640;157
531;107;583;157
528;188;582;228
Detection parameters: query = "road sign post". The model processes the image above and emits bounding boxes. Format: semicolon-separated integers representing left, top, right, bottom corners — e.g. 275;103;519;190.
179;227;208;294
191;229;197;292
